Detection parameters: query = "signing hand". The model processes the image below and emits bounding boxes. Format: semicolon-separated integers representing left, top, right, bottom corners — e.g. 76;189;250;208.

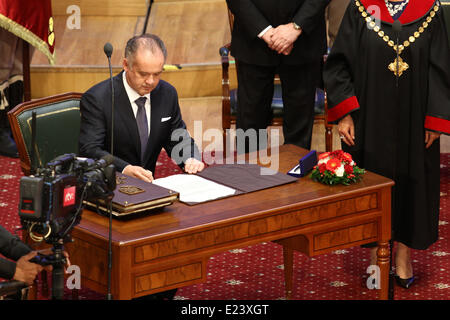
13;251;43;285
338;114;355;146
425;130;440;149
270;23;302;54
184;158;205;174
123;165;154;182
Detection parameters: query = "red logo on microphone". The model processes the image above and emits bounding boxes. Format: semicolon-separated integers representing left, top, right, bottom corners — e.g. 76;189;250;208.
63;186;76;207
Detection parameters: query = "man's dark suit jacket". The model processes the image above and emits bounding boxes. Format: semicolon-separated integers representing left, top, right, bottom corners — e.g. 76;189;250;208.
226;0;330;66
0;225;31;280
79;71;199;174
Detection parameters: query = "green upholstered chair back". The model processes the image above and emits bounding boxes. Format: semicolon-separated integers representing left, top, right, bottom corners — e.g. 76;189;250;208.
7;92;82;175
442;1;450;43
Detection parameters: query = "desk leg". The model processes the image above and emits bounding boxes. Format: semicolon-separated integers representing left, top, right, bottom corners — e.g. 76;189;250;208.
377;241;390;300
282;245;294;300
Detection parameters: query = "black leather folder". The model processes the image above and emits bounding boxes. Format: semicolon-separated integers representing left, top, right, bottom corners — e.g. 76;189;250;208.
84;172;179;216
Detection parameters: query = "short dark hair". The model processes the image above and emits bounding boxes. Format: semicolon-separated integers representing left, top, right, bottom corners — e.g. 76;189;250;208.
124;34;167;65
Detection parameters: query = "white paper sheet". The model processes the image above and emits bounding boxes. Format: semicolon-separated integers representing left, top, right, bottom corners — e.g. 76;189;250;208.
153;174;236;203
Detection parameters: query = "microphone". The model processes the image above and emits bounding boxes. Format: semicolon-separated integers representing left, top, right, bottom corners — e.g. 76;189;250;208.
103;42;113;58
103;42;115;301
104;42;115;157
77;154;114;171
91;154;114;170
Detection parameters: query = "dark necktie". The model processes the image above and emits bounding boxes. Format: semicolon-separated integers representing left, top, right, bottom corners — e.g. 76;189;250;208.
135;97;148;163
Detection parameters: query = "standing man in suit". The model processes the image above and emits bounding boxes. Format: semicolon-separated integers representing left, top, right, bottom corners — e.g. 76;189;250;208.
226;0;330;151
79;34;204;183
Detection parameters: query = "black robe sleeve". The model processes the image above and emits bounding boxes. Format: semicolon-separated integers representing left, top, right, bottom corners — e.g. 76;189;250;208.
425;7;450;135
323;2;361;123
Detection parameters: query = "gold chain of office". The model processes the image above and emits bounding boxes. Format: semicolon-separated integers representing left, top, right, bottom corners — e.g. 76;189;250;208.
355;0;440;76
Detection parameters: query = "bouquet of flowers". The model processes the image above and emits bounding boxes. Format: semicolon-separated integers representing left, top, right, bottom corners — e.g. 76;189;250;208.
311;150;365;185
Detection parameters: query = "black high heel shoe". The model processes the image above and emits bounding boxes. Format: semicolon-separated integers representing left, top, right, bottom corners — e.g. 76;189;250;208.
394;274;415;289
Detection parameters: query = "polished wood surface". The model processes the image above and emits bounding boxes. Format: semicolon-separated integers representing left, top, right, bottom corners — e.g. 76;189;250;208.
30;0;231;99
147;0;230;65
66;144;393;299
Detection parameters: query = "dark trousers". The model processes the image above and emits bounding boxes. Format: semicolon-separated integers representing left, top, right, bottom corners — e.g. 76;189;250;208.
235;60;320;151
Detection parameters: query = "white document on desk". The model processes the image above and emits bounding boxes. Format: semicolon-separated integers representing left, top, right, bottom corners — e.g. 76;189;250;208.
153;174;236;204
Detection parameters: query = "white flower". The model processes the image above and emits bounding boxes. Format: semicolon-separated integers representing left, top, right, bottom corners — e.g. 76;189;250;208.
335;165;345;177
318;157;330;165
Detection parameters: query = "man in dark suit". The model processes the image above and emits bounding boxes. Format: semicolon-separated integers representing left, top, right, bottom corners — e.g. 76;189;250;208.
226;0;330;151
79;34;204;183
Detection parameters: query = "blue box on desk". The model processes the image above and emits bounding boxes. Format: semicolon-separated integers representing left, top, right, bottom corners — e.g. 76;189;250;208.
287;150;318;178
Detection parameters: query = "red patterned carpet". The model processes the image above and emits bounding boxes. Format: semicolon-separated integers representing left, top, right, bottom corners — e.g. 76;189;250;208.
1;152;449;300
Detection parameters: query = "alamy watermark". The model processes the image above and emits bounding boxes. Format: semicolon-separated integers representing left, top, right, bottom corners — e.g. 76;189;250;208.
366;265;381;290
66;5;81;30
170;122;280;175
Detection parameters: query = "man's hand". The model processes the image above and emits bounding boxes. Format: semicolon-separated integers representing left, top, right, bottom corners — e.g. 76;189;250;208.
184;158;205;174
261;27;275;47
123;165;154;182
13;251;43;285
338;114;355;146
270;23;302;54
281;44;294;56
425;130;440;149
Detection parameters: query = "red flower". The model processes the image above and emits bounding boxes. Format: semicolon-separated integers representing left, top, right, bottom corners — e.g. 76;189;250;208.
342;152;353;163
331;150;344;158
318;163;327;173
344;164;353;174
326;158;341;172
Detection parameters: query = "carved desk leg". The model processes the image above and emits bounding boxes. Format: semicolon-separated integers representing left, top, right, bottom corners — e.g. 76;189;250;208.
377;241;390;300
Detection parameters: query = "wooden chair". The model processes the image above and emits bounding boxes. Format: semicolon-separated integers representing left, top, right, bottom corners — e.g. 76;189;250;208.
7;92;82;175
7;92;82;300
220;10;333;154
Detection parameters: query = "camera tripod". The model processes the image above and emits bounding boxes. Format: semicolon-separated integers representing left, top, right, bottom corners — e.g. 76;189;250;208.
31;240;67;300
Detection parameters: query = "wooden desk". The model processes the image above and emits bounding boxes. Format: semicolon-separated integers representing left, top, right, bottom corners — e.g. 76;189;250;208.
66;145;394;299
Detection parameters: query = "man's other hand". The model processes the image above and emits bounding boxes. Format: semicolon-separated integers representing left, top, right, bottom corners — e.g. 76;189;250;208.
184;158;205;174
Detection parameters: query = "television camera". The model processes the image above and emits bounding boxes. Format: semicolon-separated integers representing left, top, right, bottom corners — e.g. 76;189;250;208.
17;153;116;299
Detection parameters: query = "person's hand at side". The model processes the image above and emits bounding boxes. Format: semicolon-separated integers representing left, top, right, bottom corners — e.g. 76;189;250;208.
184;158;205;174
123;165;154;182
425;130;440;149
338;114;355;146
13;251;43;285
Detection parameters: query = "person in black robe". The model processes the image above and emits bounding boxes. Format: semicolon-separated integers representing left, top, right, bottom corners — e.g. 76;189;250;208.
324;0;450;288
